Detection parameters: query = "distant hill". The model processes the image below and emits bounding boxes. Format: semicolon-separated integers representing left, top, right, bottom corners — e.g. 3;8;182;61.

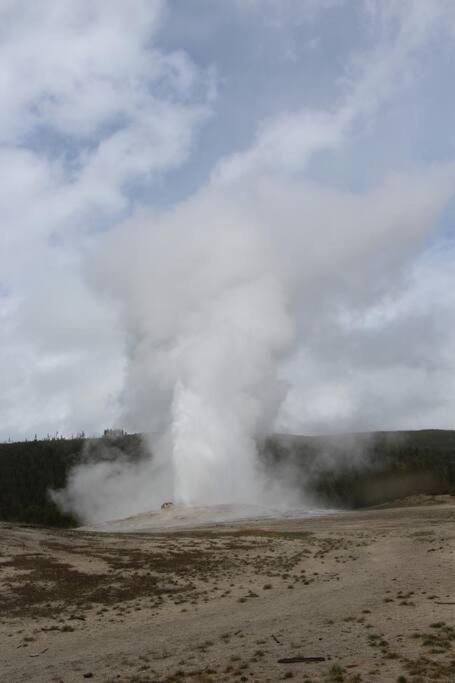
1;429;455;527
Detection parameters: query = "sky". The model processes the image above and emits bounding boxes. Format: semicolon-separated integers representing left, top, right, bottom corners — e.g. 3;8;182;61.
2;0;455;442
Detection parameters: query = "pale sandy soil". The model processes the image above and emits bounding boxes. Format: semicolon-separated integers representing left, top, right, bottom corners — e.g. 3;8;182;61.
1;499;455;683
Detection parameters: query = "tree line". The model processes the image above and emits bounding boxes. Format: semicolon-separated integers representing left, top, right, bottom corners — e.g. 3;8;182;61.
1;429;455;527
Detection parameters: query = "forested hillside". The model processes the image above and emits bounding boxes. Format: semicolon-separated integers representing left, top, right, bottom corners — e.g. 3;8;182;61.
1;430;455;527
0;434;145;527
263;430;455;507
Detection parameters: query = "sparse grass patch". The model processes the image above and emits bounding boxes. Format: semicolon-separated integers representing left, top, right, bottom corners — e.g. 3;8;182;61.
325;664;345;682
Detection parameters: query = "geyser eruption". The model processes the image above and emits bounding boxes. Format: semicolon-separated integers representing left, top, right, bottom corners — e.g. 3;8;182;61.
54;170;455;524
114;193;296;510
55;186;296;522
168;272;294;505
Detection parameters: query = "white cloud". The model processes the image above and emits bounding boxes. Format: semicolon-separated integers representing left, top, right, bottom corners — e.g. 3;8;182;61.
280;241;455;434
212;110;346;183
214;1;455;186
0;0;213;440
0;1;164;140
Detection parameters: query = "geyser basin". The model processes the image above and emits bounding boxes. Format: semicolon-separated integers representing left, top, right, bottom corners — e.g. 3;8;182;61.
79;503;331;533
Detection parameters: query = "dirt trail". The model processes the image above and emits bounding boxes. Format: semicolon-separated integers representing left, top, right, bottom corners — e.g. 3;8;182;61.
1;502;455;682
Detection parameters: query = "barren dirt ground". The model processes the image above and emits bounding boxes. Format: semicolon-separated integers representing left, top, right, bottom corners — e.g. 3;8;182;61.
1;501;455;683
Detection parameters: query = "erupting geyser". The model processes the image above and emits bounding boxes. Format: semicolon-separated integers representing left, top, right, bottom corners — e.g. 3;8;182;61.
53;186;296;523
53;169;455;525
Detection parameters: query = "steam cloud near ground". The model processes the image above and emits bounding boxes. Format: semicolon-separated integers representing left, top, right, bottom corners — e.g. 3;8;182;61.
53;169;455;524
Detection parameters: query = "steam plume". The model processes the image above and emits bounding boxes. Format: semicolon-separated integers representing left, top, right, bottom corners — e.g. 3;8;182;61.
54;170;455;523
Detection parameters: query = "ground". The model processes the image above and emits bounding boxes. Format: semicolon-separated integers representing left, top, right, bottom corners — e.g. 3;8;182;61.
1;499;455;682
